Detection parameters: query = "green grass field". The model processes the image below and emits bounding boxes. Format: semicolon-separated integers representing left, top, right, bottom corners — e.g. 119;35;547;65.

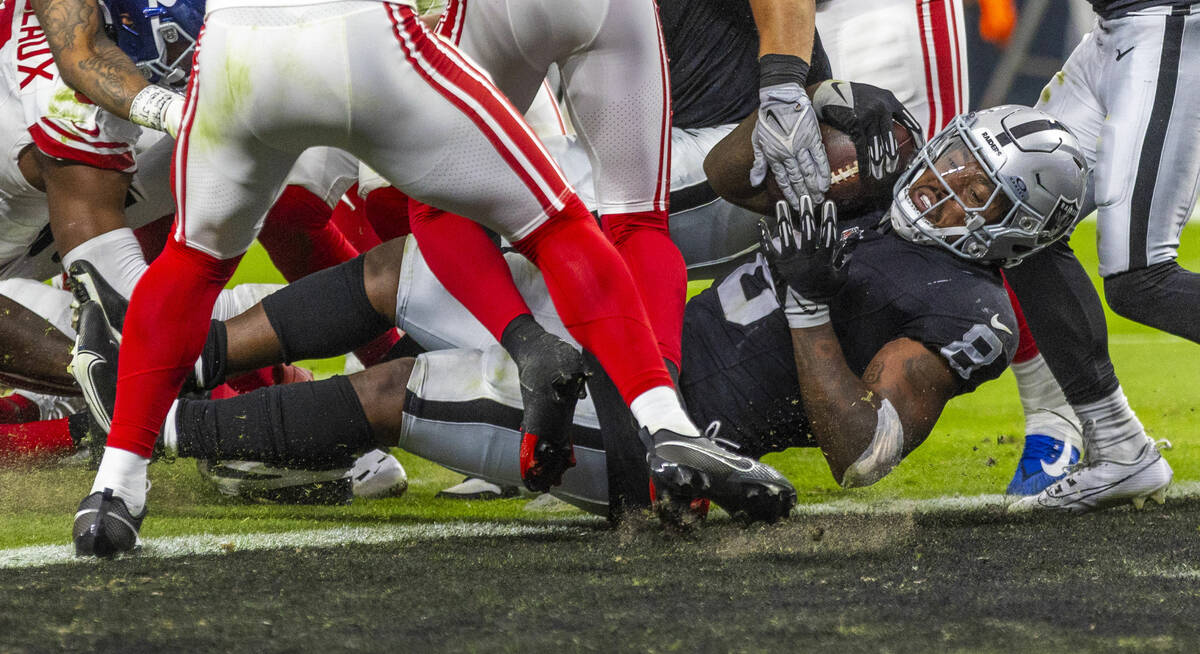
1;220;1198;652
3;219;1196;549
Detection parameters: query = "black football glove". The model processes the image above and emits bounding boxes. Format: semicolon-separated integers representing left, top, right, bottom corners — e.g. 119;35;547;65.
811;79;923;181
758;198;859;328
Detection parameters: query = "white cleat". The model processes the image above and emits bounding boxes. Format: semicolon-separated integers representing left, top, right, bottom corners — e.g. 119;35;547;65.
1008;439;1172;514
351;450;408;499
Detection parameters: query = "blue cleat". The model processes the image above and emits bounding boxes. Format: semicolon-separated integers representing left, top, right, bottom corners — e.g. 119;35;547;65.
1006;433;1080;496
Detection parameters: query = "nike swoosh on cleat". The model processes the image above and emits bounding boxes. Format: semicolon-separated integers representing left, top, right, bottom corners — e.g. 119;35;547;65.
1040;442;1074;478
662;440;759;473
74;351;111;431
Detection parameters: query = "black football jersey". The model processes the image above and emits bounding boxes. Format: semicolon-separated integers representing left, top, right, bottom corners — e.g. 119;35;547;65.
658;0;831;129
1087;0;1199;19
678;220;1018;458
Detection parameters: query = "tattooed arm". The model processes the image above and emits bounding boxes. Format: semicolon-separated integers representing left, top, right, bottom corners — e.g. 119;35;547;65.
33;0;150;119
790;324;958;485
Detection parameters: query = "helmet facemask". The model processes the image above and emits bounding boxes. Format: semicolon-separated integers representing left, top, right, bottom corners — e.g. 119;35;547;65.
888;108;1085;267
139;4;198;88
103;0;204;88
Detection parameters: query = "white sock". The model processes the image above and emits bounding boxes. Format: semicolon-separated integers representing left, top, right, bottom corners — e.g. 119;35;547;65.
62;228;148;300
1074;387;1148;464
1012;354;1083;452
629;386;699;437
90;447;149;515
194;355;207;389
161;401;180;456
211;283;283;321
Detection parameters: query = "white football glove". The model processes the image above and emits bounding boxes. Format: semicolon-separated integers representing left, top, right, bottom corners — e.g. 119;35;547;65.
750;82;831;210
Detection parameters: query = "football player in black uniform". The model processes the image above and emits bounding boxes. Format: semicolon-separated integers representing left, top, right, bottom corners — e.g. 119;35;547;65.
1000;0;1198;512
75;106;1089;523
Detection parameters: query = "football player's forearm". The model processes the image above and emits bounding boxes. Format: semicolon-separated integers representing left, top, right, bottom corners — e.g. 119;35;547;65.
33;0;149;119
748;0;816;61
789;324;887;481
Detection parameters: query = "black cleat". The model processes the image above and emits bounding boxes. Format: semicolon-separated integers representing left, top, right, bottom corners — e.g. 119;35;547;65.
68;259;128;343
509;329;588;493
73;488;145;558
639;424;796;525
69;301;119;433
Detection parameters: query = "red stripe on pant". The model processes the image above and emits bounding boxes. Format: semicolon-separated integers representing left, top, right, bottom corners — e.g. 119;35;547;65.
106;239;241;457
513;200;673;405
651;3;672;210
921;0;960;135
437;0;467;44
388;4;570;218
172;24;206;243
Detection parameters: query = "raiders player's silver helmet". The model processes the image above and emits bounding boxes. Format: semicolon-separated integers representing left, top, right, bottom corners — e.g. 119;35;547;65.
888;105;1087;267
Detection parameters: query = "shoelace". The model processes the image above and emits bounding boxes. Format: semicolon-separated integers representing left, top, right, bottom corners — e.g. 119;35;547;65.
704;421;745;453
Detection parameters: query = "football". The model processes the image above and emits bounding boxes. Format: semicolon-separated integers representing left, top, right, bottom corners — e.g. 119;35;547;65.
768;119;920;214
822;119;920;212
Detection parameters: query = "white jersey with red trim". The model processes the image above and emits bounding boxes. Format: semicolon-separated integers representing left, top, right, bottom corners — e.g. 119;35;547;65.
0;0;142;175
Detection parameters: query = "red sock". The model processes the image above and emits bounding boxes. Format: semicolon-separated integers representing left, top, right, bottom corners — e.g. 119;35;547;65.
257;185;360;282
1003;273;1039;364
107;238;240;457
409;199;532;343
0;417;74;463
601;210;686;367
365;187;412;241
330;184;383;252
0;394;39;424
514;200;672;404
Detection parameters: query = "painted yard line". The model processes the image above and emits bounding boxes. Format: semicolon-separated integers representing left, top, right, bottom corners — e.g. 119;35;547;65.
0;522;588;571
790;481;1200;516
9;482;1200;569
